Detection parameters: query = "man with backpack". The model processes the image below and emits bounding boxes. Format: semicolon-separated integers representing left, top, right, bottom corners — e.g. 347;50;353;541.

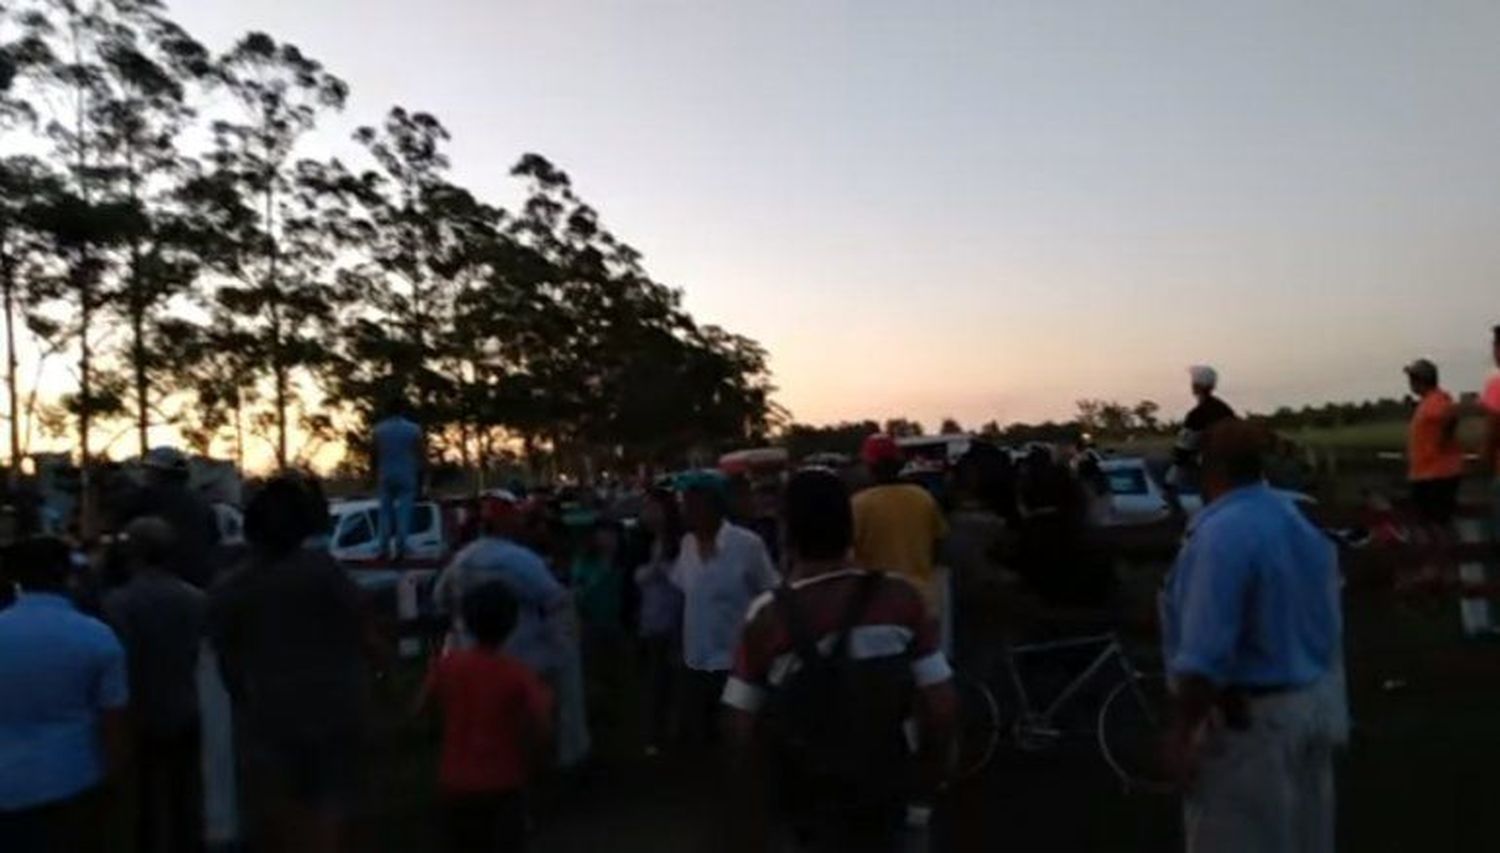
722;468;958;853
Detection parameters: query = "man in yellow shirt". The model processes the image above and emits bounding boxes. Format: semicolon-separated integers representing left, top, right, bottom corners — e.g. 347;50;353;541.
852;434;949;615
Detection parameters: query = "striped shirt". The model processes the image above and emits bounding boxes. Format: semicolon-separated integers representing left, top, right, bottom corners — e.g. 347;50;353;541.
722;569;952;714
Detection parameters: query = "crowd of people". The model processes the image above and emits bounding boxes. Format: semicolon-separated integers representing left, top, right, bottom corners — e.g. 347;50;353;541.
1;326;1499;853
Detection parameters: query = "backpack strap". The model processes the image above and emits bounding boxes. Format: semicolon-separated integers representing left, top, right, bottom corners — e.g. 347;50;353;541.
773;570;884;670
830;570;883;660
772;583;824;670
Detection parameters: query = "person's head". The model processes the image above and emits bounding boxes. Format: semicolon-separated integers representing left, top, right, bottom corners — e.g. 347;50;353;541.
244;474;323;559
462;581;520;649
379;391;408;421
783;467;853;574
587;519;620;558
727;474;755;522
641;487;681;537
679;471;728;536
641;487;683;560
1201;420;1271;502
142;446;189;487
1404;358;1439;396
5;536;73;593
480;495;521;539
860;434;904;483
1189;365;1218;400
122;516;175;574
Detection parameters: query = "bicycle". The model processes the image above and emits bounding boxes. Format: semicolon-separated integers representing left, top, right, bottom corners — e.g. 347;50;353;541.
953;632;1173;793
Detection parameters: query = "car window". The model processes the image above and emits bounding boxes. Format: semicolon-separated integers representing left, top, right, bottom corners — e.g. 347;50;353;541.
1105;468;1149;496
337;512;374;548
410;505;435;535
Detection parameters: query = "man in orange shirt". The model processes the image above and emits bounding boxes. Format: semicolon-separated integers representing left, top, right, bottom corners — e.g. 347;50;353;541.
1482;328;1500;546
1405;358;1464;587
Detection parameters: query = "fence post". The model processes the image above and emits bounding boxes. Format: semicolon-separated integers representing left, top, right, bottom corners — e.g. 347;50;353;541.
397;571;422;659
1457;517;1493;637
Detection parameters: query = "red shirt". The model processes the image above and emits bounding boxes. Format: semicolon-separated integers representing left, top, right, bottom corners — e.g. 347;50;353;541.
427;648;553;794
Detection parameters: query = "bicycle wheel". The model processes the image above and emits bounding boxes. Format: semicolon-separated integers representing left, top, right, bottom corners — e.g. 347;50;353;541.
1097;672;1174;793
953;671;1002;780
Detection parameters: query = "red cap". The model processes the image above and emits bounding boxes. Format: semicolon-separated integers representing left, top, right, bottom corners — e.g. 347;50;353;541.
861;433;902;466
479;495;517;528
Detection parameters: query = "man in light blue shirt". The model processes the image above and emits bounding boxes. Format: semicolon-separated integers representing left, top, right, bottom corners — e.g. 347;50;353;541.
1162;421;1345;853
0;538;129;852
371;398;424;561
433;503;569;675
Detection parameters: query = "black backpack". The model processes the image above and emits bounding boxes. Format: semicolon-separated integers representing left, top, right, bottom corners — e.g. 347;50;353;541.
764;571;915;812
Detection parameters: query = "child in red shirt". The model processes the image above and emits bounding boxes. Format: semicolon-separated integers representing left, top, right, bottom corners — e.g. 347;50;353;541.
424;582;554;852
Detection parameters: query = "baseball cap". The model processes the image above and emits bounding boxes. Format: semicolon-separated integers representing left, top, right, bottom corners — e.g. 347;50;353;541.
1188;365;1218;389
1403;358;1439;385
860;433;903;466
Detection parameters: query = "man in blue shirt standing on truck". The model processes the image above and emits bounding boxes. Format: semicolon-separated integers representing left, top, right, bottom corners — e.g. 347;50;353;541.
1162;419;1346;853
372;396;425;562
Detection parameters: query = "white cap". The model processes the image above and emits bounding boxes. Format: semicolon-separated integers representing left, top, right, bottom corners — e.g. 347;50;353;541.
1189;365;1218;390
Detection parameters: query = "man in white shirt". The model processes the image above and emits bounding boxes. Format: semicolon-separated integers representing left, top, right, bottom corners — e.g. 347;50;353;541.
671;471;778;745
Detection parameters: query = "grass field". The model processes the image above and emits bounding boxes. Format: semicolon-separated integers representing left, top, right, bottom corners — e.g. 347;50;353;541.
351;552;1500;852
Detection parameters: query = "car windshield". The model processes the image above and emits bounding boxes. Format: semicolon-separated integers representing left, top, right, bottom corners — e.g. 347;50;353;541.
1105;468;1149;496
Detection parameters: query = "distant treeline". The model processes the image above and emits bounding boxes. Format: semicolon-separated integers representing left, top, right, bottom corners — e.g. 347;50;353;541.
778;395;1450;460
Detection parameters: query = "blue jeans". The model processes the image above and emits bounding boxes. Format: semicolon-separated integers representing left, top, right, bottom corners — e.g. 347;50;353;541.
378;478;416;559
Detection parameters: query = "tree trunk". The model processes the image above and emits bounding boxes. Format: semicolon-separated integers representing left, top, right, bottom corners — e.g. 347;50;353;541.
233;397;245;474
130;246;148;457
274;360;288;471
264;180;288;470
2;256;19;486
77;256;93;510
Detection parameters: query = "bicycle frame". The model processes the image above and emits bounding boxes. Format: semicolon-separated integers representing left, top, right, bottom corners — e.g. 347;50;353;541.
1002;633;1139;738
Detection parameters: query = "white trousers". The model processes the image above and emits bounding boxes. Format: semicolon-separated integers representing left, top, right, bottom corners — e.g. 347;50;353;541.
1184;670;1345;853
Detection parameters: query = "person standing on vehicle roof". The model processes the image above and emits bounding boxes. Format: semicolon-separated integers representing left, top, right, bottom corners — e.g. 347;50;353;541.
371;396;425;562
1162;420;1346;853
1167;366;1237;497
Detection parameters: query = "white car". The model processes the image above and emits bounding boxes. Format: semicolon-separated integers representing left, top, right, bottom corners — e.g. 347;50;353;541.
1095;457;1314;527
327;498;446;563
1097;457;1177;527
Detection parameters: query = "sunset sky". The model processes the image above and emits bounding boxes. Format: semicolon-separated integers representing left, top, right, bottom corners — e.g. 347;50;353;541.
175;0;1500;430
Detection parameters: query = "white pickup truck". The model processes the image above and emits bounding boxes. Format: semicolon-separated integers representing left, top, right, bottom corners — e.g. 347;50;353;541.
327;498;448;564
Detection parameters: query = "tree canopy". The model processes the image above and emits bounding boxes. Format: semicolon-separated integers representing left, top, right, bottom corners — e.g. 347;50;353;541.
0;0;778;479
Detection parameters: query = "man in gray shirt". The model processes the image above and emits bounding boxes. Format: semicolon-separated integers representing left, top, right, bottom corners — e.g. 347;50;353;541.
104;516;207;853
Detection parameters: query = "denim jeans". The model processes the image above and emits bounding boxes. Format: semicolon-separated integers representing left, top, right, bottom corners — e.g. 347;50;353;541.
378;478;416;559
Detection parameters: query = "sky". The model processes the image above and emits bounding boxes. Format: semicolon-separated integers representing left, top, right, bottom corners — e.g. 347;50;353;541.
172;0;1500;429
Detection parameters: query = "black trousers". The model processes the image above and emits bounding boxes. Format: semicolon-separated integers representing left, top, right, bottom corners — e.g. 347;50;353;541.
136;726;204;853
678;669;728;747
442;791;526;853
0;787;107;853
792;801;906;853
638;634;679;747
